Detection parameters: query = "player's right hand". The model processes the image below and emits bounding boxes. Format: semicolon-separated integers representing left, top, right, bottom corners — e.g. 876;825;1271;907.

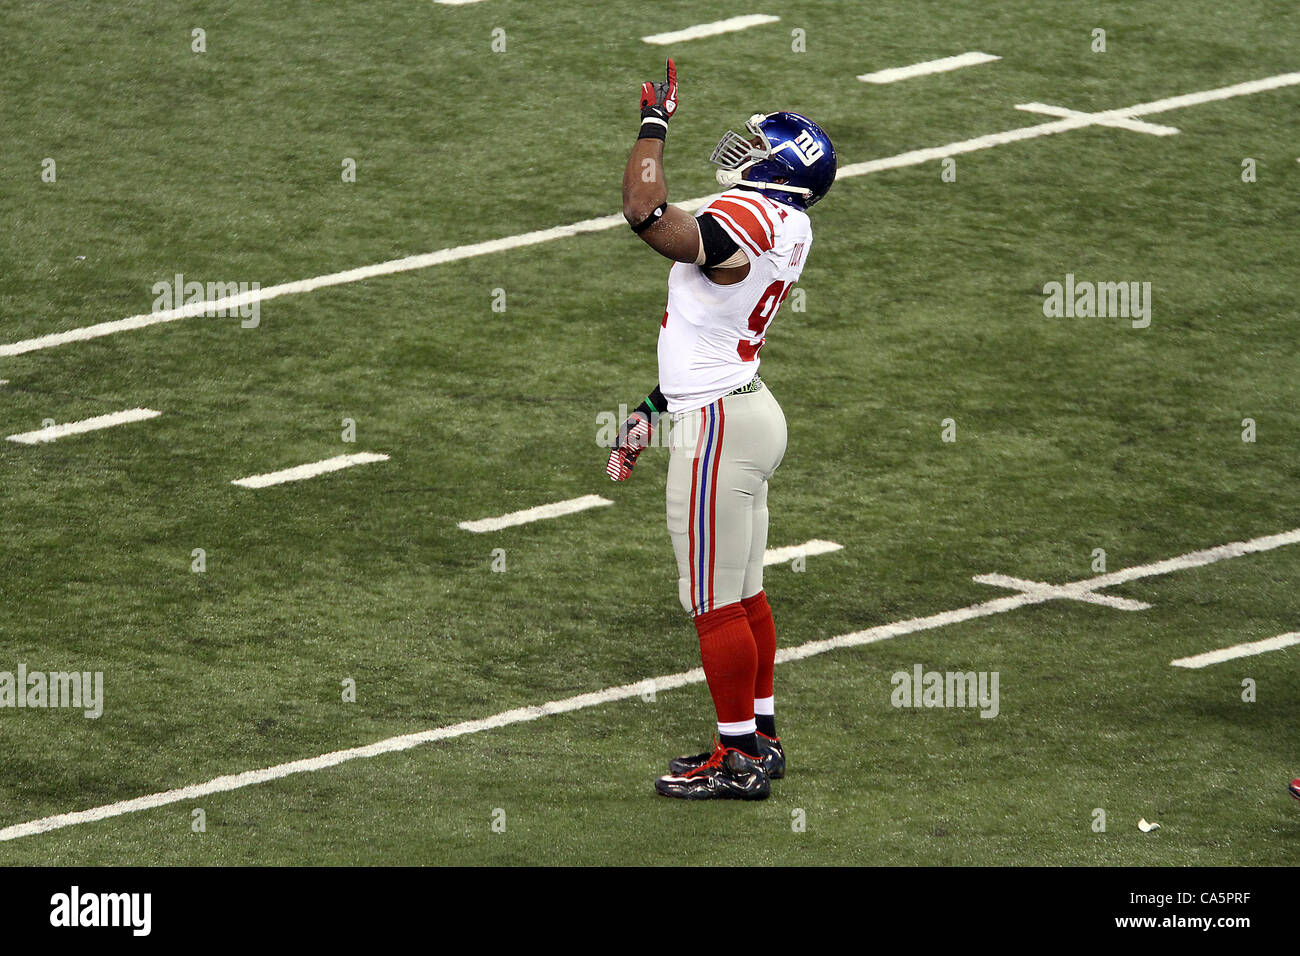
639;58;678;123
606;411;653;481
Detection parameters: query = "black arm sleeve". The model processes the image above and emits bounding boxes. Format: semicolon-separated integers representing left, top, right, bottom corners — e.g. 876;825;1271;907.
696;213;741;268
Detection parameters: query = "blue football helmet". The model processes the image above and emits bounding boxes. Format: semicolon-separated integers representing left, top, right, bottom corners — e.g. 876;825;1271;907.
710;111;837;210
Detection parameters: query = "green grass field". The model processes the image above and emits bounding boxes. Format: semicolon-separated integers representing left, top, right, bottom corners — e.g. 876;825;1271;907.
1;0;1298;865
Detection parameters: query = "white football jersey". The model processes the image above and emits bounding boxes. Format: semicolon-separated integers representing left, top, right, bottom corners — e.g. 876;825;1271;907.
657;189;813;413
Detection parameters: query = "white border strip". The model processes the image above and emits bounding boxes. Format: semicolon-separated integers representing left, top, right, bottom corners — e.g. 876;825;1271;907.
5;408;161;444
643;14;780;45
458;494;613;532
3;525;1298;842
857;51;1000;84
1171;632;1300;669
3;71;1298;359
231;452;389;488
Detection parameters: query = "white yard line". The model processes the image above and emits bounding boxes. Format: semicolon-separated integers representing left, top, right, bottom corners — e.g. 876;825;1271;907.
5;408;160;444
1015;102;1179;136
3;524;1297;843
434;0;489;5
0;212;630;357
763;539;844;566
458;494;613;532
973;573;1152;611
857;51;1000;84
1171;632;1300;669
642;15;780;46
1084;527;1300;590
1121;71;1300;117
231;452;389;488
3;71;1297;359
835;70;1300;177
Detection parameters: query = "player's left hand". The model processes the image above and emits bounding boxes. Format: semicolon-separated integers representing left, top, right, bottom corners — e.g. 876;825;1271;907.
639;58;678;123
606;411;653;481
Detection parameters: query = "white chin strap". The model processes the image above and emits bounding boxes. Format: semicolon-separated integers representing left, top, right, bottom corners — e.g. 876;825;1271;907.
715;167;812;197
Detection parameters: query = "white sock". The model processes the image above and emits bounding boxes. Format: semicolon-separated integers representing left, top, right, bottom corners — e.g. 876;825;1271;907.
717;718;757;736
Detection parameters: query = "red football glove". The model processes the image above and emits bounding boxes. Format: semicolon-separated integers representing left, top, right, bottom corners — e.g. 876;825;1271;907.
639;58;678;123
606;411;653;482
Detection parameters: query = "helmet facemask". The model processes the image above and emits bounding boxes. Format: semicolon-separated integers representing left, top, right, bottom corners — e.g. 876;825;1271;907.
710;114;771;173
709;113;814;200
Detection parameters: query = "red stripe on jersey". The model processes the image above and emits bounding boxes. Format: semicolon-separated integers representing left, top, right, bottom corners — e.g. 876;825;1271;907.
715;196;775;245
706;200;774;253
725;193;778;241
705;208;765;260
710;199;773;249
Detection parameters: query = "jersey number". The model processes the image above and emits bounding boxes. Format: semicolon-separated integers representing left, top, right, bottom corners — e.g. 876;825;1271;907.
738;279;793;361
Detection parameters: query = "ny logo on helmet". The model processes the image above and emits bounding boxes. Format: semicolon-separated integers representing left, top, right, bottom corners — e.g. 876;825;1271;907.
777;130;825;166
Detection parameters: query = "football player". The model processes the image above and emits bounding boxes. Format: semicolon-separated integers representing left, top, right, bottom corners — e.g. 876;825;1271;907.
608;60;836;800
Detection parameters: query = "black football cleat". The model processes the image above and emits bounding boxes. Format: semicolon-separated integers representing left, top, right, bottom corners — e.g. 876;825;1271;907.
1289;778;1300;802
655;744;770;801
669;732;785;779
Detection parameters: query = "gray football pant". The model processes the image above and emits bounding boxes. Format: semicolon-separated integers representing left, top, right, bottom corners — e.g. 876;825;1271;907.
666;385;787;617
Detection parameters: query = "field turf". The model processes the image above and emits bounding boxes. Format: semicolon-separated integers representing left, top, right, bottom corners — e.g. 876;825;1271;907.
0;0;1297;865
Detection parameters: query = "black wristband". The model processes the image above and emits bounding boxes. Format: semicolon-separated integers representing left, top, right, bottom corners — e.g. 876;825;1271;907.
630;202;668;234
636;385;666;418
637;117;668;141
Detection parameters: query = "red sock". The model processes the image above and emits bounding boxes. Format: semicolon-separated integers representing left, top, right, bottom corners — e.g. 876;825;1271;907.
742;590;776;700
693;602;757;726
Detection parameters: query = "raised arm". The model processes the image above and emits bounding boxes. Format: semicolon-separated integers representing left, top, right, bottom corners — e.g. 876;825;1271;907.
622;137;701;262
621;59;699;262
621;60;749;282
